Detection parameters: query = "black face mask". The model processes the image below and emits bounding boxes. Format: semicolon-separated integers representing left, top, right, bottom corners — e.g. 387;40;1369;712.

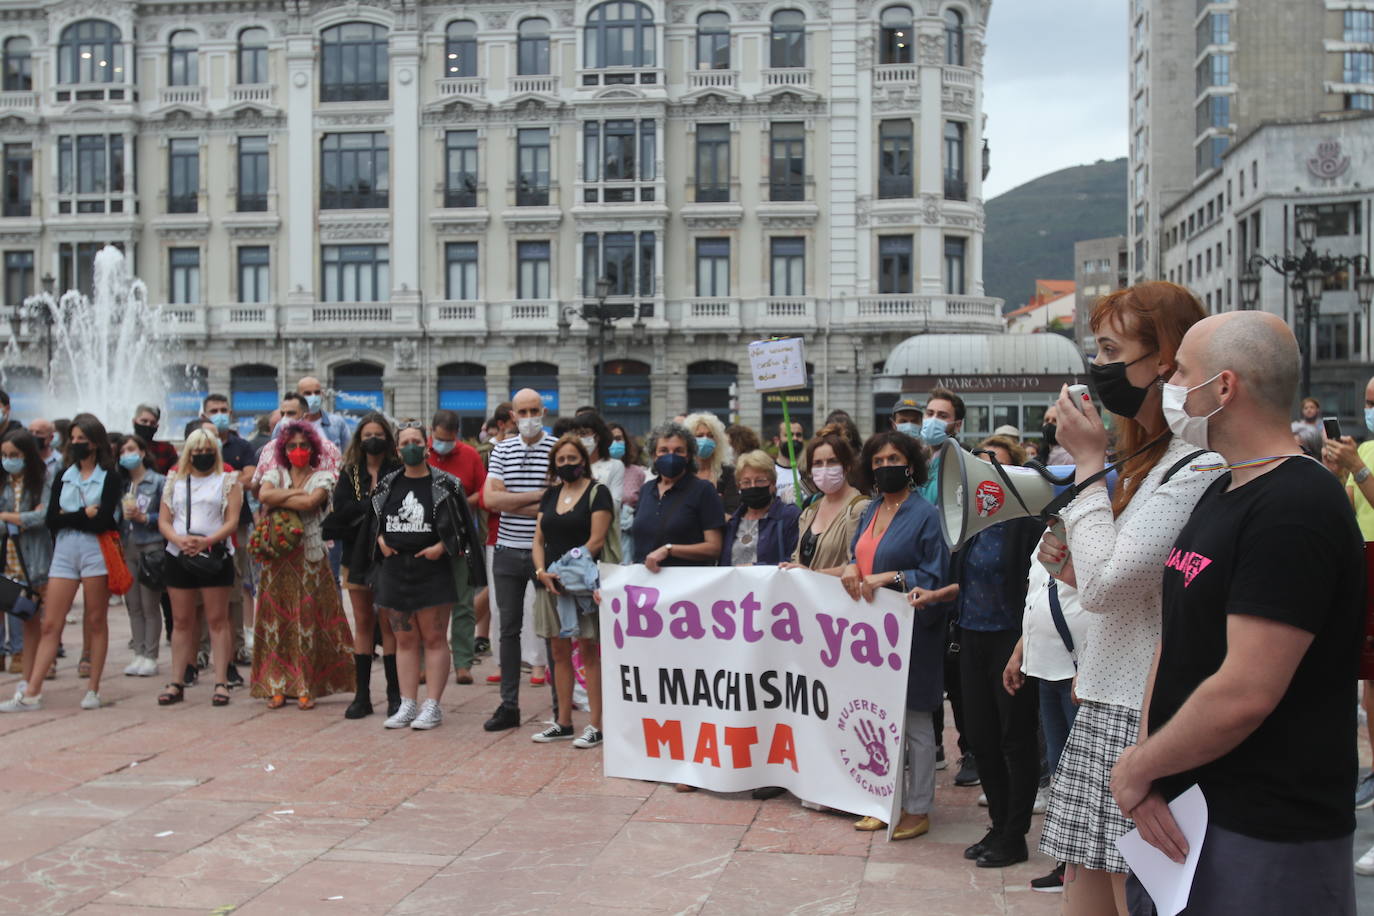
360;436;388;455
1087;352;1158;419
134;422;158;441
873;465;911;494
555;464;583;482
67;441;91;462
190;452;216;472
739;486;773;510
1041;423;1057;448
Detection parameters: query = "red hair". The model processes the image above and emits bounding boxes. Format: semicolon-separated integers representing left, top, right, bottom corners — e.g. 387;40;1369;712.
273;420;325;469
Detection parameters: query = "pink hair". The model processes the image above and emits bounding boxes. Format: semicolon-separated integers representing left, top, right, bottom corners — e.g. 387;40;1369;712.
274;420;325;469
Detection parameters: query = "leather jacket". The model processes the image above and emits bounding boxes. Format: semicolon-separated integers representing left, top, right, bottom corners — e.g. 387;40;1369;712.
349;466;487;589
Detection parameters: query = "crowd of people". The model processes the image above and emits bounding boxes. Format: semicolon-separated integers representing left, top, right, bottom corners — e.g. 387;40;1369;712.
0;280;1365;913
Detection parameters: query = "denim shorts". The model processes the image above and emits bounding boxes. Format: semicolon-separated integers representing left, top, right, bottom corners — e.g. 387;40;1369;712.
49;530;107;580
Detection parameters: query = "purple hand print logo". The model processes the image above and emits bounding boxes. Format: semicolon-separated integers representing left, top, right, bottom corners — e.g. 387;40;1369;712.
837;698;900;799
853;718;889;776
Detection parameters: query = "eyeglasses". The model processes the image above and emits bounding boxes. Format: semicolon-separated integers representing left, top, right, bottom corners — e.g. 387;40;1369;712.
397;420;424;430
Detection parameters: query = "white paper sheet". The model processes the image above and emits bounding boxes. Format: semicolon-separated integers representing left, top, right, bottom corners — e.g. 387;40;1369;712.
1114;785;1208;916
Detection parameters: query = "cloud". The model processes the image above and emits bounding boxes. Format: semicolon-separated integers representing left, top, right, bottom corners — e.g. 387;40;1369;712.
982;1;1129;198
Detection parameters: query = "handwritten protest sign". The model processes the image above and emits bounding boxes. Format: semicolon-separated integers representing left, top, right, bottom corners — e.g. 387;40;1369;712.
747;337;807;392
600;565;912;822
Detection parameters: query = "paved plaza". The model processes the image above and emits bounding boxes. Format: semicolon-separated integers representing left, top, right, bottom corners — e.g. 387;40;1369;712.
1;603;1371;915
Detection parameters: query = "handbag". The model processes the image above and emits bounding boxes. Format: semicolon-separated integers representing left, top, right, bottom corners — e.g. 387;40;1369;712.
321;465;364;543
99;530;133;595
0;531;38;620
175;474;230;581
248;508;304;563
137;548;166;591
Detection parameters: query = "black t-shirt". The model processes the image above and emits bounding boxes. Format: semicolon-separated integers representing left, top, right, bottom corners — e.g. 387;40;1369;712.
539;481;614;563
1149;457;1363;842
382;473;438;554
632;474;726;566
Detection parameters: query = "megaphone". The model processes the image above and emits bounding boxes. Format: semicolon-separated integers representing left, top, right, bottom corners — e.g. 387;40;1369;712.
936;440;1117;551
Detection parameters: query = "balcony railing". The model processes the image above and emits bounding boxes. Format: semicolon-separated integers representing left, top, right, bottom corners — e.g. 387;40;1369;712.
236;193;268;213
53;83;135;104
944;175;968;201
230;84;274;105
167;194;198;214
444;184;478;209
510;75;559;95
2;198;31;218
688;69;738;91
159;85;204;107
436;77;485;98
580;68;662;87
515;180;550;207
763;68;813;89
0;90;37;112
320;189;389;210
313;304;392;324
873;63;919;85
583;180;655;204
943;67;975;88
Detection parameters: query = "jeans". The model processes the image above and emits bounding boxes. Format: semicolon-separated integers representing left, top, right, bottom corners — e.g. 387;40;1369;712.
124;538;165;659
449;557;475;669
960;627;1040;841
492;545;535;710
1038;677;1077;776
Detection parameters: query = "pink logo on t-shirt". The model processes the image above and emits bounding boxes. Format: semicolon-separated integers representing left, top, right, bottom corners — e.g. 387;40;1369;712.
1165;547;1212;587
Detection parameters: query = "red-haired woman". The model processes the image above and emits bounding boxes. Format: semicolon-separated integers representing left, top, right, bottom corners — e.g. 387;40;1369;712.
1035;282;1223;912
254;421;355;709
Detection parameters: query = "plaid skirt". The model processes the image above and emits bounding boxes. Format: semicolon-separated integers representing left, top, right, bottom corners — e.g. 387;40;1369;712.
1039;699;1139;873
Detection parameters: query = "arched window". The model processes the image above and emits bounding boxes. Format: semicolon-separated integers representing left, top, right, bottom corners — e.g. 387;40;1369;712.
943;120;966;199
331;362;385;417
320;22;388;102
944;8;964;66
686;360;736;424
597;359;651;434
58;20;123;84
879;6;913;64
230;364;280;434
168;30;198;86
696;12;730;70
445;20;478;78
770;10;805;68
584;1;655;70
509;361;560;413
517;18;550;75
3;37;32;91
437;362;488;437
237;27;268;84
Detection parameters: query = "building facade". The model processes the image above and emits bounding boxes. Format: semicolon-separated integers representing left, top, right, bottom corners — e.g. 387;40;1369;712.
0;0;1002;438
1127;0;1374;284
1072;233;1126;354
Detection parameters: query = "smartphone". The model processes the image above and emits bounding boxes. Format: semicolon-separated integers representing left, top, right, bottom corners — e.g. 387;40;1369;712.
1067;384;1090;413
1323;416;1341;440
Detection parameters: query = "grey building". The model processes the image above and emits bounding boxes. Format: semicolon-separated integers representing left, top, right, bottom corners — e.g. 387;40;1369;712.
1072;234;1126;355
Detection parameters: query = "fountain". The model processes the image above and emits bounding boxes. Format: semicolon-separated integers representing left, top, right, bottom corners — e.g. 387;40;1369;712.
1;244;178;428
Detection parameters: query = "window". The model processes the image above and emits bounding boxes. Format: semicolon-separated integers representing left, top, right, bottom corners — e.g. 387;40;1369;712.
3;37;32;91
320;23;388;102
445;242;478;299
3;251;33;306
944;8;964;66
169;248;201;305
1317;313;1362;362
1197;52;1229;92
57;134;125;211
1346;10;1374;44
769;122;805;202
944;236;966;295
1195;134;1228;176
444;20;477;77
770;237;804;296
1196;11;1229;54
582;231;655;297
1345;51;1374;85
322;244;389;301
878;119;912;199
770;10;805;68
3;144;32;217
878;237;912;294
584;1;655;69
58;20;123;84
1346;93;1374;111
583;119;655;201
943;121;966;200
1196;94;1229;132
237;27;268;84
168;30;198;86
237;135;268;211
517;19;550;75
1297;203;1362;237
516;128;550;206
58;242;102;295
444;131;478;207
880;6;914;64
695;124;730;202
696;12;730;70
517;241;550;299
167;138;198;213
695;238;729;297
320;132;388;209
237;246;269;303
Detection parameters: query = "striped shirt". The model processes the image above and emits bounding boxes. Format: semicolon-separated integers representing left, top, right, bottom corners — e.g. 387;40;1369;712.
487;432;554;548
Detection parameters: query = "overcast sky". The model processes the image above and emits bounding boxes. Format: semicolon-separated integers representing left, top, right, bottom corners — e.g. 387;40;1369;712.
981;1;1128;199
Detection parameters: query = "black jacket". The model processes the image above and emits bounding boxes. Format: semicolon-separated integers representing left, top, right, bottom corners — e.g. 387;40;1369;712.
46;465;121;535
349;466;486;589
324;459;402;551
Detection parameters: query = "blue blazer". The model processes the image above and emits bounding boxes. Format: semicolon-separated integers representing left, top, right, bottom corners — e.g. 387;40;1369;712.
719;498;801;566
850;494;952;712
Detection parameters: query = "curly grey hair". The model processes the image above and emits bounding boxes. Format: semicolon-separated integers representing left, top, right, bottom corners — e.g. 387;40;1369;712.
646;420;697;462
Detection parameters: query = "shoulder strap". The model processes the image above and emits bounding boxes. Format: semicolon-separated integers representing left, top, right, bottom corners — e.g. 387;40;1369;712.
1162;450;1208;485
1047;581;1076;666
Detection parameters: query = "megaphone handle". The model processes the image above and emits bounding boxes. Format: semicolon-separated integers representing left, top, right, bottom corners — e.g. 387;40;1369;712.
1041;518;1070;576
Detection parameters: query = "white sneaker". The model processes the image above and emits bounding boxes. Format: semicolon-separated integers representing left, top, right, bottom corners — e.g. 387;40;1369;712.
977;792;988;807
80;690;101;710
0;693;41;712
137;656;158;677
14;680;26;699
572;725;603;749
1033;785;1049;815
124;656;145;676
384;698;418;728
1357;843;1374;876
410;699;443;730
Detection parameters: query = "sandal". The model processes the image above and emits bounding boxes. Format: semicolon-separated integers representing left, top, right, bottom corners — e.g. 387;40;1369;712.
212;683;231;707
157;683;185;706
78;655;91;678
266;694;286;709
298;694;315;710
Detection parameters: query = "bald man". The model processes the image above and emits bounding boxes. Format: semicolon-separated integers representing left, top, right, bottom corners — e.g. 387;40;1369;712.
297;376;351;455
1111;312;1360;915
26;418;58;476
480;388;554;731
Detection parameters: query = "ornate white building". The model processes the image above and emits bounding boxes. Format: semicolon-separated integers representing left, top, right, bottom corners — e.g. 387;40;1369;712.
0;0;1001;437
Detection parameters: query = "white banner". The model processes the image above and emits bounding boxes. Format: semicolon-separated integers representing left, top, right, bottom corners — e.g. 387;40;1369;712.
599;564;913;822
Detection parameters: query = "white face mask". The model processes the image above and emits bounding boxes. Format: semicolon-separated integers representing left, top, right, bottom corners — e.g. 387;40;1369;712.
1161;372;1223;450
517;415;544;440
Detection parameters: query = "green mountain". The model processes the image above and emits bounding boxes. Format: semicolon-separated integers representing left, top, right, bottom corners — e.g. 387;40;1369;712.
983;157;1128;313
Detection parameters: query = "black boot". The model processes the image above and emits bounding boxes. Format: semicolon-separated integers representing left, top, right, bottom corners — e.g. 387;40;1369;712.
382;653;401;717
345;654;373;719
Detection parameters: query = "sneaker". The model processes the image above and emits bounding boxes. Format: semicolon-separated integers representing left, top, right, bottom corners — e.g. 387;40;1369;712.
483;704;521;732
225;664;244;688
234;647;252;666
935;745;947;770
1030;862;1067;892
572;726;604;749
474;636;491;656
1033;785;1049;815
183;664;198;687
80;690;101;710
1357;843;1374;876
384;698;418;729
977;792;988;807
0;693;40;712
195;651;210;671
532;723;575;743
954;753;981;787
410;699;443;730
137;656;158;677
1357;773;1374;810
124;656;145;676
